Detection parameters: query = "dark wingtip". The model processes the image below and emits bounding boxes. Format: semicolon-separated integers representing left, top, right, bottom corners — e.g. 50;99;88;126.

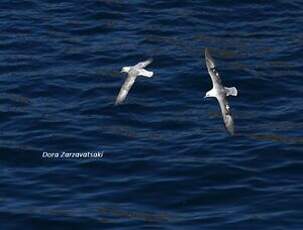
114;100;122;106
205;47;209;56
224;124;234;136
226;122;235;136
227;128;235;136
224;114;235;136
205;48;211;59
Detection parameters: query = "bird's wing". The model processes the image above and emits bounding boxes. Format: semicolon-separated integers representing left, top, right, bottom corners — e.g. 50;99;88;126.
216;94;235;135
134;58;153;69
115;74;136;105
205;48;223;88
138;69;153;78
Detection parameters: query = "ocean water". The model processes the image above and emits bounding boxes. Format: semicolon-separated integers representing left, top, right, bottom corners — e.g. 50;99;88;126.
1;0;303;229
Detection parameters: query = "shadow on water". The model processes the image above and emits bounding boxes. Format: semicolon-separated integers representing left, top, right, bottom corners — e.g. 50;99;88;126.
235;121;303;145
237;119;303;144
0;204;173;224
247;133;303;145
0;93;31;105
98;206;172;223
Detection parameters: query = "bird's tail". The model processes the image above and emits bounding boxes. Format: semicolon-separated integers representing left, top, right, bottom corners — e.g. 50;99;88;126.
138;69;154;78
224;87;238;97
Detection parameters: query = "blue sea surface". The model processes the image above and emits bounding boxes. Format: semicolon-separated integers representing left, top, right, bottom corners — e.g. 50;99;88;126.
1;0;303;229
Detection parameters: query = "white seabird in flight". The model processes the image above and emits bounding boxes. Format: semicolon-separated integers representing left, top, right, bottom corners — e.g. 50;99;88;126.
115;59;154;105
204;48;238;135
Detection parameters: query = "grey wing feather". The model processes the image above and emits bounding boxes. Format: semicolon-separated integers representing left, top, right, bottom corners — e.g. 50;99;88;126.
205;48;216;68
135;58;153;69
205;48;222;88
217;95;235;135
115;74;136;105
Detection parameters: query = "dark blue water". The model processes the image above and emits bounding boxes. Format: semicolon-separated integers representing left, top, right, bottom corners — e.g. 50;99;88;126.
1;0;303;229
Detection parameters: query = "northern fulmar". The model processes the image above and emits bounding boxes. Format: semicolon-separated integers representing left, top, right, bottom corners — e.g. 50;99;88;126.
115;59;154;105
204;48;238;135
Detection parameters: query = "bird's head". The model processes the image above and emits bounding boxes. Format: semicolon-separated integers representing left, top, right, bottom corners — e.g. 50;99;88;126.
204;91;211;99
120;66;131;73
204;89;214;99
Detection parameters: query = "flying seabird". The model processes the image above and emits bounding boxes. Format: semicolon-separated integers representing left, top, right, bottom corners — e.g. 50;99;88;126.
115;59;154;105
204;48;238;135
